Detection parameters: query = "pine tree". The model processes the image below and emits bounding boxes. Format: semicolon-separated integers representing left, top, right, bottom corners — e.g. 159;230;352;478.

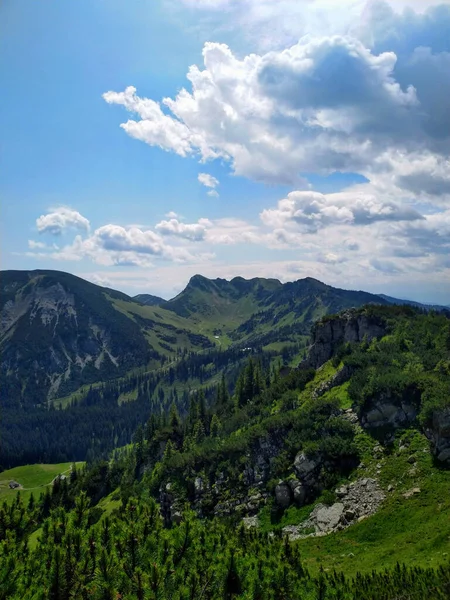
210;414;222;438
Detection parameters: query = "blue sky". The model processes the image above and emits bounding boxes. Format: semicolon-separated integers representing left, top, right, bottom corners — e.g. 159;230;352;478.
1;0;449;303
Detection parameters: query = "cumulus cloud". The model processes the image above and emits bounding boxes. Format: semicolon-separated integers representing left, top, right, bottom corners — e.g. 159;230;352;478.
104;33;448;187
260;190;423;233
104;2;450;202
198;172;219;189
36;207;90;236
155;217;212;241
102;87;197;157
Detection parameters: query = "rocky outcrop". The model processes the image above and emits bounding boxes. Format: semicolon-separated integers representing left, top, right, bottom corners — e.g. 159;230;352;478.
214;491;270;518
283;477;385;540
243;435;284;487
425;408;450;464
275;482;292;508
361;398;418;431
301;310;387;370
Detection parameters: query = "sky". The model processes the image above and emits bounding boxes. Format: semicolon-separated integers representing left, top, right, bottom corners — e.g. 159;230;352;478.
1;0;450;303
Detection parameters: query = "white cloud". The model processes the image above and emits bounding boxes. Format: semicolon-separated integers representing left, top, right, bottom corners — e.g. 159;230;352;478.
28;240;47;249
155;217;212;241
198;172;219;188
175;0;450;50
207;189;219;198
260;190;423;233
102;86;198;157
36;207;90;236
317;252;347;264
104;20;449;188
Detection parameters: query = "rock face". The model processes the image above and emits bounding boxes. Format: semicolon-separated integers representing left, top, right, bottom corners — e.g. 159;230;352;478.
243;436;283;486
0;270;152;403
301;310;387;370
425;408;450;464
361;399;418;431
283;477;385;540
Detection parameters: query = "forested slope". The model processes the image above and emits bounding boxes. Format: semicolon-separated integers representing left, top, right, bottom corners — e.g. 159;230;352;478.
2;305;450;599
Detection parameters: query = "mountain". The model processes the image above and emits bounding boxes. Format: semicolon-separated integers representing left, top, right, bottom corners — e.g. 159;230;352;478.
377;293;447;311
133;293;165;306
0;270;211;406
164;275;392;347
164;274;282;320
2;268;439;469
0;270;411;408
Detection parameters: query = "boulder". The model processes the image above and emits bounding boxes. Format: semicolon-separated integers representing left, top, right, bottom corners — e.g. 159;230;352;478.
293;484;307;505
425;408;450;465
344;508;356;520
362;400;417;430
194;477;204;495
316;503;344;532
294;452;320;480
242;516;259;528
275;482;292;508
335;485;348;498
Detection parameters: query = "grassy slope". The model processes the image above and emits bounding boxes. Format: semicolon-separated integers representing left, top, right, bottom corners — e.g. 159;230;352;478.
294;430;450;576
0;462;83;505
245;357;450;576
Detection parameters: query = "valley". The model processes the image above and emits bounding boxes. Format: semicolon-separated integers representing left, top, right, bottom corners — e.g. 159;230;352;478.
1;270;450;599
1;269;407;469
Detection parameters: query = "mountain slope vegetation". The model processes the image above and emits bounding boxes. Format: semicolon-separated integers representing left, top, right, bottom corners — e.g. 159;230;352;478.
2;305;450;599
1;270;446;471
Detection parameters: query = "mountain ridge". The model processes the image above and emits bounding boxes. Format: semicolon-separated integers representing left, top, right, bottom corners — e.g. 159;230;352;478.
1;268;446;410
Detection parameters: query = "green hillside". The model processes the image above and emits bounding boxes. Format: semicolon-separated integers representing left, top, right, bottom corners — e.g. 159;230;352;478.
2;305;450;598
1;269;443;473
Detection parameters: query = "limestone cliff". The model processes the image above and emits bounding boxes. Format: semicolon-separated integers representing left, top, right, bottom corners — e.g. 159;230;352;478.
301;309;388;370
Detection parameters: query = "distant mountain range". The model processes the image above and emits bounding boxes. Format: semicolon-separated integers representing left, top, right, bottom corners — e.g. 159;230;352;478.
1;269;446;407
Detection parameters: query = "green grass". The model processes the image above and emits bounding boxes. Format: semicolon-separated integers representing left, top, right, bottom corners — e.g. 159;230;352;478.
289;431;450;576
320;381;352;409
0;462;83;505
97;490;122;519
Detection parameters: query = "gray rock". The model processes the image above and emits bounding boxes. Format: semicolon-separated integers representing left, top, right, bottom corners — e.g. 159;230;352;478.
344;508;356;520
275;482;292;508
300;311;387;370
242;516;259;528
312;365;354;399
403;487;421;499
316;503;344;532
294;452;319;480
438;448;450;463
362;400;417;431
293;484;307;505
335;485;348;498
425;408;450;465
194;477;204;495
